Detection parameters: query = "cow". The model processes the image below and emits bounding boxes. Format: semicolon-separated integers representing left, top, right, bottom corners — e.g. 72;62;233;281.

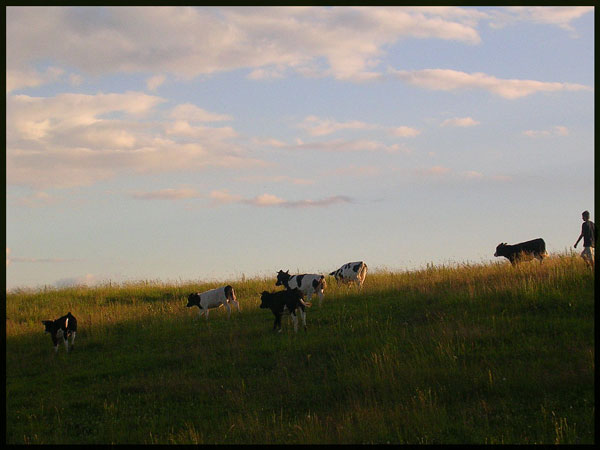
186;285;240;320
275;270;327;306
259;288;311;333
329;261;368;289
42;312;77;353
494;238;548;265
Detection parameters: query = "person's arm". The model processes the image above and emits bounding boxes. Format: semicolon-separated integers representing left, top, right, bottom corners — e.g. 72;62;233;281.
574;225;584;248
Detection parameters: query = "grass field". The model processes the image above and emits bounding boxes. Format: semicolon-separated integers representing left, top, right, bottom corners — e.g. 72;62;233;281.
5;254;595;444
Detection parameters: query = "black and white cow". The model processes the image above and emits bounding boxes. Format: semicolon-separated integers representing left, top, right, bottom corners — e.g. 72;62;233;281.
329;261;368;289
494;238;548;265
260;288;311;333
42;312;77;353
276;270;327;306
186;285;240;320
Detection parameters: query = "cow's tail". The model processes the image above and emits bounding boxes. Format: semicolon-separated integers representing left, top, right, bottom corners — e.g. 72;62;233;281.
300;299;312;308
360;263;368;279
319;275;327;291
540;239;549;258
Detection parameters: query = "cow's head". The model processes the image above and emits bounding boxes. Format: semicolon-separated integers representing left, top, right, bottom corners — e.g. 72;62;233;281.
494;243;508;257
186;293;202;309
275;270;290;287
42;320;55;333
259;291;272;309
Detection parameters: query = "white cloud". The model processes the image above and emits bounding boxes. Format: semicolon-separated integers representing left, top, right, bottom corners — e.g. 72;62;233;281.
463;170;484;179
245;193;286;207
236;175;315;185
6;7;488;85
55;273;98;288
286;138;410;154
132;188;203;200
13;191;58;207
6;66;64;93
146;74;166;91
488;7;593;32
441;117;480;127
6;92;265;189
389;126;421;137
209;189;244;205
169;103;233;122
298;115;378;136
522;125;570;138
210;190;353;208
298;115;420;139
390;68;591;99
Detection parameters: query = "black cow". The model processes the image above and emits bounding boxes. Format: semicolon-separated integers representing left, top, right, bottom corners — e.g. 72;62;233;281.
259;288;311;333
42;312;77;353
494;238;548;265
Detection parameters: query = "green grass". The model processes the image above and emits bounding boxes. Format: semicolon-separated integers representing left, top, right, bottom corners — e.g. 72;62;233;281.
6;254;595;444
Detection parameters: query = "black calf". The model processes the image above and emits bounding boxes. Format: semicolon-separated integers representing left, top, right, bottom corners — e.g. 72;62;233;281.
259;288;310;333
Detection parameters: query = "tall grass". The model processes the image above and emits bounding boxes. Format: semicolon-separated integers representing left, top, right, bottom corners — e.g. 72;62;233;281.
5;254;594;444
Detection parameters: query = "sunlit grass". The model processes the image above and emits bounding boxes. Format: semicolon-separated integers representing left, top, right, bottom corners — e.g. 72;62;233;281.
6;254;594;444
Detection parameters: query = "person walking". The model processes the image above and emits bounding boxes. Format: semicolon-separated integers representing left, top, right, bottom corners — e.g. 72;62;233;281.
574;210;595;269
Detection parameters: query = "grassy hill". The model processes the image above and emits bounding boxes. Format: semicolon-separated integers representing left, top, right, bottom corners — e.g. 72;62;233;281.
5;254;595;444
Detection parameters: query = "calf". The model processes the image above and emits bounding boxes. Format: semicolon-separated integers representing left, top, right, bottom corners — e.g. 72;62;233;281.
330;261;368;289
276;270;327;306
186;285;240;320
259;288;311;333
494;238;548;265
42;312;77;353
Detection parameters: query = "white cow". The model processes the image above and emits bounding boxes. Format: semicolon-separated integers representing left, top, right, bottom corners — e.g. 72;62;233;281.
276;270;327;306
186;285;240;320
329;261;368;289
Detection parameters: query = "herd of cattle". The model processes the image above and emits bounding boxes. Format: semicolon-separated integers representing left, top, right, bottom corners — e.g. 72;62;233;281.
43;238;549;350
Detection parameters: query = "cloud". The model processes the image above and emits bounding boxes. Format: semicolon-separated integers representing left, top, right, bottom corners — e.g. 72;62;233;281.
54;273;98;288
441;117;480;127
488;6;593;32
146;74;166;91
6;93;265;189
169;103;233;122
298;115;420;140
388;126;421;137
209;190;353;208
132;188;203;200
236;175;315;185
6;7;488;85
209;189;244;205
390;68;591;99
13;191;58;207
298;115;378;137
292;138;410;154
7;251;79;264
522;125;569;138
6;66;65;93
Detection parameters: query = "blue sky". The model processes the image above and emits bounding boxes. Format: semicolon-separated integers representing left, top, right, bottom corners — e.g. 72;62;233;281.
5;6;595;290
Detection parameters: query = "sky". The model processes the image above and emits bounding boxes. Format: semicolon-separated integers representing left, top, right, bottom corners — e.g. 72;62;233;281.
5;6;595;290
